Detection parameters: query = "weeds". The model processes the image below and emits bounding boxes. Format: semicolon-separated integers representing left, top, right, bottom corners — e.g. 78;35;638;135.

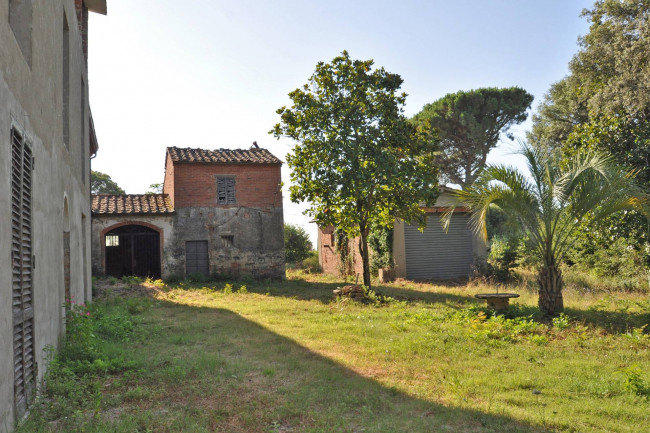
618;365;649;397
121;275;143;286
16;298;146;432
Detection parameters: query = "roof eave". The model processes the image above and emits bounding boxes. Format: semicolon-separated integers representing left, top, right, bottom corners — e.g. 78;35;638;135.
91;211;175;217
85;0;107;15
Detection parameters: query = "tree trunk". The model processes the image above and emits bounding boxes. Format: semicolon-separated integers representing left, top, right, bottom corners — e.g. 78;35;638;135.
359;226;371;289
537;264;564;315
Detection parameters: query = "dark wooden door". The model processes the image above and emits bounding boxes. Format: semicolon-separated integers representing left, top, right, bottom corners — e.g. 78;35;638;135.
186;241;209;277
105;226;161;278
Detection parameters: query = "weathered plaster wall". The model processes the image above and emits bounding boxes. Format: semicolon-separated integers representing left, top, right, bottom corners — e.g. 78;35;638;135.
393;220;407;278
162;153;175;208
90;215;175;278
168;207;285;279
0;1;92;429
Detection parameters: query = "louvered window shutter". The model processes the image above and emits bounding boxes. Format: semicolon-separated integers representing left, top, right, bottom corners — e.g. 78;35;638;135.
11;128;34;419
217;177;235;204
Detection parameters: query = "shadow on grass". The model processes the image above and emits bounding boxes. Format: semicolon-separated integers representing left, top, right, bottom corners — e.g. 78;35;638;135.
242;276;482;310
112;296;549;433
168;274;650;334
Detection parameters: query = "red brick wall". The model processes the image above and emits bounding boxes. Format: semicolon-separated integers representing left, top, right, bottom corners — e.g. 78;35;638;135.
318;226;364;277
171;163;282;209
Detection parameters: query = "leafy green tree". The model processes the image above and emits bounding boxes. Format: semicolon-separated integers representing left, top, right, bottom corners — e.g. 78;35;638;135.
284;224;313;264
529;0;650;261
413;87;533;189
451;143;647;315
530;0;650;173
146;183;163;194
271;51;439;288
91;170;125;194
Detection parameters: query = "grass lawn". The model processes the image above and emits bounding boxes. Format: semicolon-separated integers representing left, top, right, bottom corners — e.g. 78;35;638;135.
18;271;650;433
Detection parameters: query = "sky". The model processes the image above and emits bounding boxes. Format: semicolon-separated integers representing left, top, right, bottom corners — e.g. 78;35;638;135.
88;0;594;245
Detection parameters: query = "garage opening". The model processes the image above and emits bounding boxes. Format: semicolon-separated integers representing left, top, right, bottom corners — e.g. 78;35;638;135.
104;225;160;278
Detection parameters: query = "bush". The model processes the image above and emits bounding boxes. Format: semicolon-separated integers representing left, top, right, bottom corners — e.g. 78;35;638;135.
285;224;313;265
369;226;393;276
187;272;209;283
486;235;519;282
567;236;649;292
299;250;320;273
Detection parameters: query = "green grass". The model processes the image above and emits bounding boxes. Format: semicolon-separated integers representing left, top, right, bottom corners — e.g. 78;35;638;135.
18;272;650;432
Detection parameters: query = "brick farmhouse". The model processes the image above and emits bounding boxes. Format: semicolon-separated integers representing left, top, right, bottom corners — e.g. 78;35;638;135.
91;144;285;280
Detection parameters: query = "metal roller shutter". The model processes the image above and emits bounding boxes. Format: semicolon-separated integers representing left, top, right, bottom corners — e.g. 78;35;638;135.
404;213;474;280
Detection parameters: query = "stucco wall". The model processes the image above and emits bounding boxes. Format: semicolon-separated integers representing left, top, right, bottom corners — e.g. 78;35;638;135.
91;215;175;278
0;1;93;429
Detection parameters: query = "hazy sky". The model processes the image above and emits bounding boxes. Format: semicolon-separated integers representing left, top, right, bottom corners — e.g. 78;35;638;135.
88;0;593;243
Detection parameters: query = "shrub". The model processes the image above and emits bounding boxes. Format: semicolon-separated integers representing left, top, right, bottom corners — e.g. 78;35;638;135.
552;313;571;331
121;275;143;286
486;235;520;282
284;224;313;264
369;226;393;275
187;272;209;283
299;250;320;273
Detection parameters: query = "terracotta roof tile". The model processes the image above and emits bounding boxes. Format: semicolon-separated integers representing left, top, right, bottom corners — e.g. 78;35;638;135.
167;146;282;164
92;194;174;215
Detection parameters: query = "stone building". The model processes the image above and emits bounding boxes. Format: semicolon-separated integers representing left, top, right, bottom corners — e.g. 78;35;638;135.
0;0;106;429
91;145;285;280
318;187;487;280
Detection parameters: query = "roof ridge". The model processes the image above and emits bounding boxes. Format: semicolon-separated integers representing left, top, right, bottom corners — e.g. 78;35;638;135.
167;146;282;165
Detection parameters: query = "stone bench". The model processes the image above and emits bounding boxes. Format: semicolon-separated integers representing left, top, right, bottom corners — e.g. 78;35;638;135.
474;293;520;311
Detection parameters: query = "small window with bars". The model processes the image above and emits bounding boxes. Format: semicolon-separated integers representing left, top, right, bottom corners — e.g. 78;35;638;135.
105;235;119;247
221;235;234;247
217;177;235;205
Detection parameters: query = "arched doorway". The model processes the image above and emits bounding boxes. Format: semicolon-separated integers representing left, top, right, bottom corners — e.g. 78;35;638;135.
104;225;161;278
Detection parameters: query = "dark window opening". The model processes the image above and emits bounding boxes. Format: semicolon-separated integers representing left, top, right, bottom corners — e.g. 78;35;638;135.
11;127;35;419
221;235;234;247
62;12;70;148
186;240;209;277
104;225;160;278
80;78;86;183
217;177;235;205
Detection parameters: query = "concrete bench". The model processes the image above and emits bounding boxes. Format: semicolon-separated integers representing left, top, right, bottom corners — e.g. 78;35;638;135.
474;293;520;311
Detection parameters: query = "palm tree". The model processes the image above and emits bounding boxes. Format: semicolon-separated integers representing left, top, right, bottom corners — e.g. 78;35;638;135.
449;143;647;315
